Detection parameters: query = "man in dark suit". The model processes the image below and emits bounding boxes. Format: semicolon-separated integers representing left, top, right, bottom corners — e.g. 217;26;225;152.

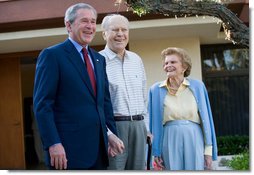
33;3;124;170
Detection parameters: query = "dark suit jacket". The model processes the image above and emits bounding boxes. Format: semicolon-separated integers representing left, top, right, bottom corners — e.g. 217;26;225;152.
33;39;117;169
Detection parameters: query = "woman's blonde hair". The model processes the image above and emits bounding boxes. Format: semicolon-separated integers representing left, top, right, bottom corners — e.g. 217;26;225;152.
161;47;192;77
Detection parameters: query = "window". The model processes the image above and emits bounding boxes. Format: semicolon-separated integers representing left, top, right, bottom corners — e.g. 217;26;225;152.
203;48;249;71
201;44;249;136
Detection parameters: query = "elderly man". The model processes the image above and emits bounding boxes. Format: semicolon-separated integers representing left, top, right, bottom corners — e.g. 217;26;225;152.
99;14;152;170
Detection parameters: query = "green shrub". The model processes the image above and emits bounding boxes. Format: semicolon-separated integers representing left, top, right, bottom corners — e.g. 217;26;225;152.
217;135;249;155
227;151;249;170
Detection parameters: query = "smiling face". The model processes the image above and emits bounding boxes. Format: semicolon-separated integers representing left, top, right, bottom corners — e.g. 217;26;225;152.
66;8;96;47
163;54;186;78
102;16;129;54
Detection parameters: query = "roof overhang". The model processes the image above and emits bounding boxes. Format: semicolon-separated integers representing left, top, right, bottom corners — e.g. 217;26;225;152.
0;16;229;54
0;0;249;33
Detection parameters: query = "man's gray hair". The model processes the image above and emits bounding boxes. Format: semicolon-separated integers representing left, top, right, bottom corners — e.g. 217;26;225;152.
101;14;129;31
64;3;97;24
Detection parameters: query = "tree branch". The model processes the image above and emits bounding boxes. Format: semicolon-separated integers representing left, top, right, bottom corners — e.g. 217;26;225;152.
125;0;249;48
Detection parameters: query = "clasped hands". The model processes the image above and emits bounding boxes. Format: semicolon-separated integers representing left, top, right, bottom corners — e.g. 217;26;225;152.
108;133;125;157
48;133;124;170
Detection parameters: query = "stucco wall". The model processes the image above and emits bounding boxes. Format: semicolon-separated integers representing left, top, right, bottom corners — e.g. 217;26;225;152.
19;37;203;99
129;37;202;89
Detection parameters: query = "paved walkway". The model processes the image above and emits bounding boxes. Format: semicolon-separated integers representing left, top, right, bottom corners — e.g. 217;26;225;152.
212;155;233;170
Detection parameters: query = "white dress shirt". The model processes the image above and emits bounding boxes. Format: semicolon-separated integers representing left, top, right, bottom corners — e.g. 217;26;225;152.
100;46;149;130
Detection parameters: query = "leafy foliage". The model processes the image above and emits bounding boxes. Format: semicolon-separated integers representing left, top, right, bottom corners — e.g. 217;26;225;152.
217;135;249;155
118;0;249;47
226;151;249;170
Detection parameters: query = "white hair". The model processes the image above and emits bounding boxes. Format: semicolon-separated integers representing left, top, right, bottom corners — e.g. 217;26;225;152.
101;14;129;31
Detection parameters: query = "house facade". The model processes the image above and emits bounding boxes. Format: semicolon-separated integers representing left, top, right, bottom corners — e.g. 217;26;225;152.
0;0;249;169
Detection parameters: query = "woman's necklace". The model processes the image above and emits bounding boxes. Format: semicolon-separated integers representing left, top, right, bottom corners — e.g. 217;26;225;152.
168;86;178;91
168;86;178;95
167;78;183;95
167;83;179;95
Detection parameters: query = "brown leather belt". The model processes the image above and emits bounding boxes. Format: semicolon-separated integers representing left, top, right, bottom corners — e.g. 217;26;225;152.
114;115;144;121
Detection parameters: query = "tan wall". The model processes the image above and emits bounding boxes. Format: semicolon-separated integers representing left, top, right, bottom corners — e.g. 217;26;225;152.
129;37;202;89
18;37;203;97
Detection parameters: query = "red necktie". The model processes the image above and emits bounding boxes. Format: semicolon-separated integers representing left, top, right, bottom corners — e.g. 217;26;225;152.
82;48;96;96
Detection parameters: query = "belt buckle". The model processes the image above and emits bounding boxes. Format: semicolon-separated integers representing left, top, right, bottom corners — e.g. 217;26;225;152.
130;115;133;121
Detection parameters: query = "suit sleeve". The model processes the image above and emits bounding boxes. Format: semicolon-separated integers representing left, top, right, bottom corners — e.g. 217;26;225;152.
102;57;117;136
33;48;61;150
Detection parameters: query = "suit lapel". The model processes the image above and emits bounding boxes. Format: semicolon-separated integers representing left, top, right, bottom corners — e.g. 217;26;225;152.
63;40;96;98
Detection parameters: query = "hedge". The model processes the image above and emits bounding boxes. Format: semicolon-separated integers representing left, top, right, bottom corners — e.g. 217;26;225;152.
216;135;249;155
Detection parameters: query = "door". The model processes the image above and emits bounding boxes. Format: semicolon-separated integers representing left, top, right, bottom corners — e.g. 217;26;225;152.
0;57;25;169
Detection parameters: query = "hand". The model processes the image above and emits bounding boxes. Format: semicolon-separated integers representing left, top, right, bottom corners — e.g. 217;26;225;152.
204;155;213;170
108;134;125;157
49;143;67;170
154;156;164;170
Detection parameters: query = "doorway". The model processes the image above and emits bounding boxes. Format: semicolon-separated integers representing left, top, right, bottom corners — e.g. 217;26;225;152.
20;52;47;170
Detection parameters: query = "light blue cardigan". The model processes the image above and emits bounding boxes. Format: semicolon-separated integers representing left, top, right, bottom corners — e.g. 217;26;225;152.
148;78;218;160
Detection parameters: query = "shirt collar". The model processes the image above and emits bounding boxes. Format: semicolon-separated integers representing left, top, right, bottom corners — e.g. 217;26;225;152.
159;80;168;88
183;78;190;86
159;77;190;88
68;37;88;53
104;45;129;60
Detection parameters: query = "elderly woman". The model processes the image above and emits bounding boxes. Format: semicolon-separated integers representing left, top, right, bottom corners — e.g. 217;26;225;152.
148;47;217;170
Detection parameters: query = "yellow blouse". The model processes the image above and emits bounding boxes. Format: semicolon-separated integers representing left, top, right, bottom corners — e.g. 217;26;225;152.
162;78;212;156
